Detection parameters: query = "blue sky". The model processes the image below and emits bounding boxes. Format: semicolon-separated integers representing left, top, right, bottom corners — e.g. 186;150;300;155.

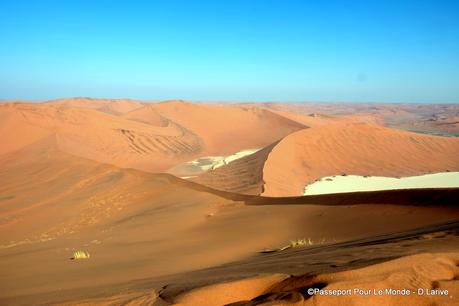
0;0;458;102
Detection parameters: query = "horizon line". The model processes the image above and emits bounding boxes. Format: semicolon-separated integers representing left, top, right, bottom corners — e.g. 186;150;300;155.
1;97;459;105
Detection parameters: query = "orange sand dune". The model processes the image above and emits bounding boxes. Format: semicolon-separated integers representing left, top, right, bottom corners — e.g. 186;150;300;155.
157;221;459;306
148;100;307;155
171;252;459;306
254;106;381;127
1;100;459;305
196;122;459;196
0;102;201;172
240;102;459;136
240;102;384;125
192;142;279;195
263;123;459;196
122;104;169;126
1;138;457;304
30;222;459;305
0;101;309;173
46;97;145;114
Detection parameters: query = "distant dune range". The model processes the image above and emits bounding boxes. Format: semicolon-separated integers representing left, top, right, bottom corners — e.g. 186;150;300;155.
3;99;457;191
46;97;146;114
240;102;459;135
1;98;459;304
412;114;459;135
0;99;309;173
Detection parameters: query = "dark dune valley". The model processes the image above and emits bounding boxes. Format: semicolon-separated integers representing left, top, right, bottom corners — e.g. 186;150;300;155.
0;98;458;305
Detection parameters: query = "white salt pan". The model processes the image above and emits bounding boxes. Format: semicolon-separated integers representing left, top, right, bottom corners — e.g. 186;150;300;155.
303;172;459;195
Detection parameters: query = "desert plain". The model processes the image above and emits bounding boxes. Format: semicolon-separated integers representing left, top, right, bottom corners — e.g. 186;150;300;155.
0;98;459;305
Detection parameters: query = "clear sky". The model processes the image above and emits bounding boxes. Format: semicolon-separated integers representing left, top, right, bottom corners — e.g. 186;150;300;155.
0;0;458;102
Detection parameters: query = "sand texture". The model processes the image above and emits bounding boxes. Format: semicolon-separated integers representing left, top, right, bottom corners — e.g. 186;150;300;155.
0;99;458;305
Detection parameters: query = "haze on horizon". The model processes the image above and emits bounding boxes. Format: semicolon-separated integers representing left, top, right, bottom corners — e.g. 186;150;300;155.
1;0;458;103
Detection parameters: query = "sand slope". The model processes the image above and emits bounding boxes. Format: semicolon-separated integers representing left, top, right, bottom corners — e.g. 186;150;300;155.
148;100;307;155
38;222;459;305
262;123;459;196
172;252;459;306
0;101;309;173
0;102;204;172
1;139;458;304
197;122;459;196
191;142;278;194
156;221;459;306
1;101;459;305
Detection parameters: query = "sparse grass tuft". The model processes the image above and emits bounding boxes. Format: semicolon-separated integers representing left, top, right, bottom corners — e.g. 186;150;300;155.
71;250;90;260
289;238;314;247
260;237;331;253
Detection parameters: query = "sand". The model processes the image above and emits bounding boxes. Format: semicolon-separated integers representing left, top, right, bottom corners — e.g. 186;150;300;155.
168;148;261;178
1;137;458;303
304;172;459;195
0;100;305;173
171;252;459;306
412;114;459;135
193;122;459;196
262;123;459;196
191;142;279;195
46;97;146;114
148;101;307;156
1;99;458;305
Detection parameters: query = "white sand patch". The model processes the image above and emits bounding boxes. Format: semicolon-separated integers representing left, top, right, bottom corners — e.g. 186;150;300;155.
211;149;261;170
170;148;261;178
303;172;459;195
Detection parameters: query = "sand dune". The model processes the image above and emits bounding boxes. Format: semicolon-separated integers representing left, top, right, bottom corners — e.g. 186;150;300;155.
171;252;459;306
241;102;459;136
262;123;459;196
125;101;308;158
0;101;309;173
26;221;459;305
46;97;145;114
1;138;458;304
191;142;278;194
1;100;459;305
122;104;170;126
156;221;459;306
148;100;307;155
196;122;459;196
0;102;203;172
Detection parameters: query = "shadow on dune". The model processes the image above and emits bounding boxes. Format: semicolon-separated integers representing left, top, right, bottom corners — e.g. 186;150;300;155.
159;173;459;206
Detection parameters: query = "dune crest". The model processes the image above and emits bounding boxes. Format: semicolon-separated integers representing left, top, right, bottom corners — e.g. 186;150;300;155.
46;97;145;114
1;100;459;305
2;137;457;303
190;122;459;196
147;101;307;155
0;101;309;173
262;123;459;196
